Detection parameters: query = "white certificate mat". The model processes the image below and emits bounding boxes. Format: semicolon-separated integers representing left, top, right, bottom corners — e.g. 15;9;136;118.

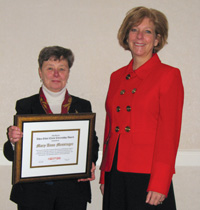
13;113;95;184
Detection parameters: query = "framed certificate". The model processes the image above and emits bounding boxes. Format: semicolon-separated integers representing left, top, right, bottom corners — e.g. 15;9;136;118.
13;113;95;184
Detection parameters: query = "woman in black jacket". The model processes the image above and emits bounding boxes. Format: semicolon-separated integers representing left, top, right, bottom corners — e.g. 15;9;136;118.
4;46;99;210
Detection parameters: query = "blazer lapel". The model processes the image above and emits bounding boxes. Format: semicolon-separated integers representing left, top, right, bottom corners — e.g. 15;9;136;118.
69;96;77;114
32;99;46;114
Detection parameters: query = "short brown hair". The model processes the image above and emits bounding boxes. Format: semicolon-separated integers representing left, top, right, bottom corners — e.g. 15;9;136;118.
118;6;168;53
38;46;74;69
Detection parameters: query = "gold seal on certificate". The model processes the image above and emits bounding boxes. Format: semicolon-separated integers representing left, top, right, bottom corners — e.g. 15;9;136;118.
12;113;95;184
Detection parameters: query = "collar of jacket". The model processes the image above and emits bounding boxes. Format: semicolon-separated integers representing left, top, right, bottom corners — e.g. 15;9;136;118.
127;53;161;80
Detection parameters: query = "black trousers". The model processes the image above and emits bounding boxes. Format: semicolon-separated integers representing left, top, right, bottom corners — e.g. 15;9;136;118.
18;200;87;210
17;180;88;210
103;146;176;210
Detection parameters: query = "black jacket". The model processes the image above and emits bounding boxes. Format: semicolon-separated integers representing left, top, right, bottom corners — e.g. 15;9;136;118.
4;94;99;207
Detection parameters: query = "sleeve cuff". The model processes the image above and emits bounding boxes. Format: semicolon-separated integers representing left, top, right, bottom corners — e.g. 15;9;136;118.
99;171;105;184
147;162;174;196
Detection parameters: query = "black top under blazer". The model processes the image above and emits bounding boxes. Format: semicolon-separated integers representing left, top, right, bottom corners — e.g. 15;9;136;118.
4;94;99;207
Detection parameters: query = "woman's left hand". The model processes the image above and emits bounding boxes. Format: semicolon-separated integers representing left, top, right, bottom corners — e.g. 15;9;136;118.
78;162;96;182
146;191;166;206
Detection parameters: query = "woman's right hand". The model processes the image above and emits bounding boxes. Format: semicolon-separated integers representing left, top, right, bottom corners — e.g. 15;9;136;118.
100;184;104;195
8;126;23;144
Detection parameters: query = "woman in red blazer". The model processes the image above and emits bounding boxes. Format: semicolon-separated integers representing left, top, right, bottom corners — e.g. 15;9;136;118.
100;7;184;210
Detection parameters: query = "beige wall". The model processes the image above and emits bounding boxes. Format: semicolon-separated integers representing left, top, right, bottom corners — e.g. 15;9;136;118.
0;0;200;209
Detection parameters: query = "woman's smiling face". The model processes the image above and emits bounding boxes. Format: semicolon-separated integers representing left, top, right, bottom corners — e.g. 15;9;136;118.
127;17;159;60
39;57;69;92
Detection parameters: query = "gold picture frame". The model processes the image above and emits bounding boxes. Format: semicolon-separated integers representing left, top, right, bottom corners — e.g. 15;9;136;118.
13;113;95;184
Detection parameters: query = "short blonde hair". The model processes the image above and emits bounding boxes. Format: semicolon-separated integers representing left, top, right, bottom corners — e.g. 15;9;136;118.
118;6;168;53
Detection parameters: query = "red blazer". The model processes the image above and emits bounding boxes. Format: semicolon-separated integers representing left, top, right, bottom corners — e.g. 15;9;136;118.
100;54;184;196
